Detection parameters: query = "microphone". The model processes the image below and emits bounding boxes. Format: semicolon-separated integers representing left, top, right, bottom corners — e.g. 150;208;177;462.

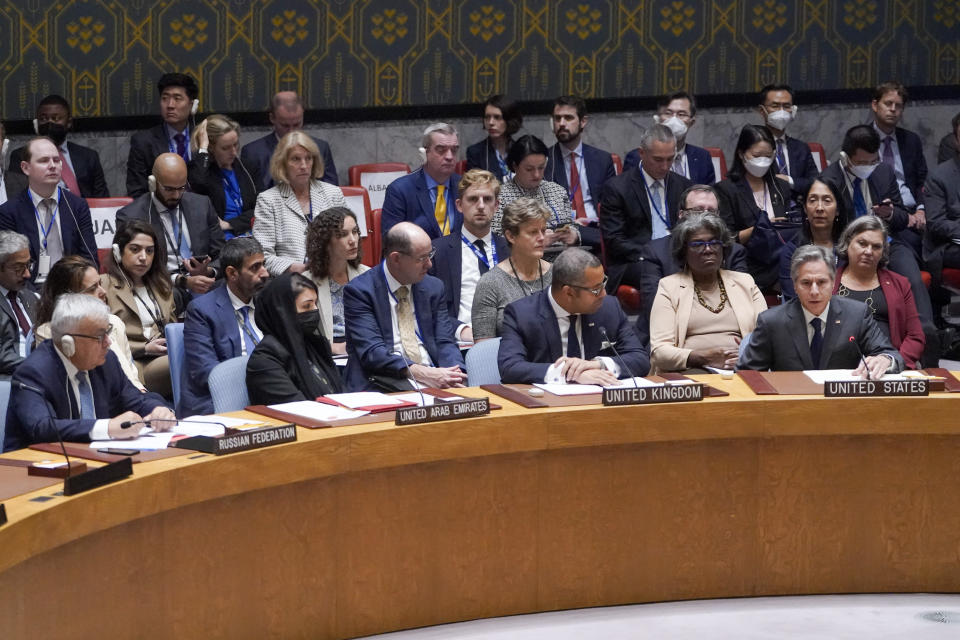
58;187;98;266
393;349;428;407
598;326;639;388
849;336;872;381
16;381;76;475
120;417;234;435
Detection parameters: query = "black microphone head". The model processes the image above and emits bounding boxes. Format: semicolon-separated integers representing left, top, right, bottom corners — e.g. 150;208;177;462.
598;326;610;340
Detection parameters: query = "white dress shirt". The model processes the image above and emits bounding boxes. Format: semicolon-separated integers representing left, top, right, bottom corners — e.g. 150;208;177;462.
28;188;63;257
457;228;495;337
151;193;193;274
543;288;619;383
53;345;110;441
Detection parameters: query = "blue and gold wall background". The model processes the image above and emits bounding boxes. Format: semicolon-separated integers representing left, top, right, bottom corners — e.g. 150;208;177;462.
1;0;957;119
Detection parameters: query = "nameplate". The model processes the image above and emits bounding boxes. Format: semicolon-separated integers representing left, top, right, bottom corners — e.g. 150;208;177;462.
0;503;6;526
174;424;298;455
395;398;491;426
824;379;929;398
602;383;705;406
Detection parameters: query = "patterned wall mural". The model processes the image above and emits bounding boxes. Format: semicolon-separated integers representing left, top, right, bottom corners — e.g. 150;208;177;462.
0;0;957;119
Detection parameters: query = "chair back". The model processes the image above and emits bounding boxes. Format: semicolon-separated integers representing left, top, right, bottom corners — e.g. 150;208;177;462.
165;323;185;411
347;163;411;210
807;142;828;172
704;147;727;180
86;197;134;274
208;355;251;413
465;337;502;386
611;153;623;175
0;380;10;449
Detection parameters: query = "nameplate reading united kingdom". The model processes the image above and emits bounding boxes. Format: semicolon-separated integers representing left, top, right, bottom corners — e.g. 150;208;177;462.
823;379;928;398
395;398;490;426
602;383;704;406
174;424;298;455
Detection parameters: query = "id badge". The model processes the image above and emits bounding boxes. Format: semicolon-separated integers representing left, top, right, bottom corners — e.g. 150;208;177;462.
37;254;51;278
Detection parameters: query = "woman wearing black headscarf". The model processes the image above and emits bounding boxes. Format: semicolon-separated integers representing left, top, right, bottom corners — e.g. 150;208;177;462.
246;272;343;404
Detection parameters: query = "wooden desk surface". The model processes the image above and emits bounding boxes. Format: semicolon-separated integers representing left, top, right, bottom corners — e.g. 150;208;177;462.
1;378;959;639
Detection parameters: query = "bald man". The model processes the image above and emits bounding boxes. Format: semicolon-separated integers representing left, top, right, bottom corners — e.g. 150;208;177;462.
240;91;338;191
116;153;225;297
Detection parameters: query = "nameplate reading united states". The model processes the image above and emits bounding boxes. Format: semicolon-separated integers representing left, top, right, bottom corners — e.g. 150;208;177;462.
603;383;704;406
395;398;490;426
823;379;928;398
175;424;298;455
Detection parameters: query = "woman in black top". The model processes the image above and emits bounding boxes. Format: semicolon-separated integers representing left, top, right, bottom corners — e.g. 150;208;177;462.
246;272;343;404
465;94;523;182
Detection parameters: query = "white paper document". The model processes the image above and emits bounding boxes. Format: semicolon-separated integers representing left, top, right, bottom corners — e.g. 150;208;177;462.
533;383;603;395
90;432;175;451
391;392;465;407
269;400;370;421
803;369;910;384
170;415;261;437
323;392;409;409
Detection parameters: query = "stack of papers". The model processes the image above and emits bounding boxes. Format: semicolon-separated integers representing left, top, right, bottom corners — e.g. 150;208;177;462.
803;370;911;384
321;392;415;412
269;400;369;422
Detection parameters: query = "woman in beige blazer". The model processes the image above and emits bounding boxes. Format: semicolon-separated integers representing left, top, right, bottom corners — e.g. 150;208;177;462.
100;220;177;397
650;213;766;373
304;206;369;355
252;131;347;276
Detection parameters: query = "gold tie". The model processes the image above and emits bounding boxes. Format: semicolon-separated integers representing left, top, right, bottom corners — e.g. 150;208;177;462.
395;285;421;364
434;184;449;235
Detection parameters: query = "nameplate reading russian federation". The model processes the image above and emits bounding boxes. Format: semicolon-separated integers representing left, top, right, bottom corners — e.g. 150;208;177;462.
824;379;928;398
602;383;704;406
175;424;298;455
395;398;490;426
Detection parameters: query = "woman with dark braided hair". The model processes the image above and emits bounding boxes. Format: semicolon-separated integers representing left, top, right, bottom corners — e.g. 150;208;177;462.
304;206;369;355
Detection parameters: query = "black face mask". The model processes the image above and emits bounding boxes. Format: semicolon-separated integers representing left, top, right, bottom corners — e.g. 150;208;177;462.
296;309;320;335
37;122;68;147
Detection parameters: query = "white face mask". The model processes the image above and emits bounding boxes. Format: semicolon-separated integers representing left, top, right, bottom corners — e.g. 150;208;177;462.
765;107;795;130
743;156;773;177
848;161;878;180
654;114;688;139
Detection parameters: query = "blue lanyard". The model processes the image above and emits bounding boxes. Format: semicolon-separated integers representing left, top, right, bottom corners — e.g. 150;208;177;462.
221;172;243;211
32;190;60;252
382;264;425;344
460;234;497;269
640;169;670;229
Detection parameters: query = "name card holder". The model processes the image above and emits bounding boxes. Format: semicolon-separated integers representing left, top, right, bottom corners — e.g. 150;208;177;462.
824;379;929;398
174;424;298;456
395;398;491;426
602;383;705;406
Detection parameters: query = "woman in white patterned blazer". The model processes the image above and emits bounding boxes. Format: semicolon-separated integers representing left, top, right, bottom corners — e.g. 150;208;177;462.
253;131;346;276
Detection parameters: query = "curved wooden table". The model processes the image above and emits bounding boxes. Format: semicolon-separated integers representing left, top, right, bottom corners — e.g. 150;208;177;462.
1;376;959;638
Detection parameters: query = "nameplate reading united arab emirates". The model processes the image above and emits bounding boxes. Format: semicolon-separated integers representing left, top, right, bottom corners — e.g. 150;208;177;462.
823;379;928;398
395;398;490;426
603;383;704;406
175;424;297;455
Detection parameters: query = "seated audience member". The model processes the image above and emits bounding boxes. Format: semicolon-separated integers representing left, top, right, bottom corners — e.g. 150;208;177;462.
429;169;510;343
715;124;794;290
466;95;522;182
246;273;342;405
100;220;177;398
491;135;580;254
0;136;99;280
871;82;926;231
498;248;649;384
649;213;765;373
779;179;846;299
600;124;693;291
936;112;960;163
182;237;269;415
834;216;924;369
0;122;28;204
4;294;173;452
126;73;199;197
188;115;258;240
117;153;224;299
253;131;346;276
624;91;716;185
343;222;465;392
381;123;462;240
739;244;903;376
304;206;369;355
756;84;818;196
8;94;108;197
925;112;960;279
240;91;338;191
34;255;144;391
0;231;38;376
473;197;553;340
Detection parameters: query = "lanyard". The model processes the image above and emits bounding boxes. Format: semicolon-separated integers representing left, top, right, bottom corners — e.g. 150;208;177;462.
460;234;497;269
234;308;260;344
32;191;59;253
133;285;166;336
564;151;584;202
221;172;243;212
640;169;670;229
154;201;187;267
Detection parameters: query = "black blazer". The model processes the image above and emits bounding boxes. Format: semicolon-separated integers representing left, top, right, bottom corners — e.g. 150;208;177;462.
0;288;38;377
126;124;172;197
246;335;340;405
2;171;27;201
923;156;960;267
465;138;509;182
937;132;960;164
429;231;511;330
187;153;258;236
893;126;927;207
818;161;909;232
545;142;616;210
623;143;717;185
9;141;109;198
240;131;338;192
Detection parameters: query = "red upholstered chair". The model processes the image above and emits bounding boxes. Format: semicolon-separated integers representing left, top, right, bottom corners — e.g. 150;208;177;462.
617;285;642;315
455;159;467;175
347;163;411;211
943;268;960;290
807;142;828;172
85;197;134;273
705;147;727;180
611;153;623;175
368;209;382;264
339;186;376;266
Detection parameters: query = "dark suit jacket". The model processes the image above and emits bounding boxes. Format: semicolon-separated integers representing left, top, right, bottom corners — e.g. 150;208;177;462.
892;126;927;207
342;265;464;391
923;156;960;267
9;141;108;198
0;188;99;276
498;290;650;383
429;231;511;331
239;131;338;192
818;161;909;232
187;153;258;236
738;296;903;372
0;288;38;377
246;335;333;405
780;135;820;196
4;341;168;451
126;125;172;197
381;168;462;240
181;284;244;415
623;143;716;185
465;138;509;182
2;171;27;201
937;132;959;164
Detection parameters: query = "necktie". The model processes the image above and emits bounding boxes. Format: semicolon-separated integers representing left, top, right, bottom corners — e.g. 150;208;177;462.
566;314;582;358
809;317;823;368
238;306;260;355
882;136;895;167
6;290;30;337
58;150;81;194
852;177;867;218
434;185;449;236
776;139;788;174
76;371;95;420
651;181;668;239
569;152;586;219
395;286;421;364
174;132;187;161
168;211;191;260
41;198;64;262
672;151;686;177
474;238;489;274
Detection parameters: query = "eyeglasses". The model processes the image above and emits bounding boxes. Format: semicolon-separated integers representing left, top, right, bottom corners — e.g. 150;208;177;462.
158;182;188;194
68;331;110;346
567;275;608;297
405;249;436;264
4;260;35;275
680;208;719;216
687;240;724;253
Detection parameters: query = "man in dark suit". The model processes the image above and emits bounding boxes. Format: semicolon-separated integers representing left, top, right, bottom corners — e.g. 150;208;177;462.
126;73;199;197
381;123;462;241
756;84;818;197
499;248;649;384
623;91;716;185
0;137;99;281
181;237;269;415
739;244;902;376
239;91;338;191
4;293;173;452
344;222;465;392
923;114;960;277
599;124;693;291
937;112;960;163
7;95;109;198
0;122;28;204
116;153;225;297
429;169;510;342
0;231;39;377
